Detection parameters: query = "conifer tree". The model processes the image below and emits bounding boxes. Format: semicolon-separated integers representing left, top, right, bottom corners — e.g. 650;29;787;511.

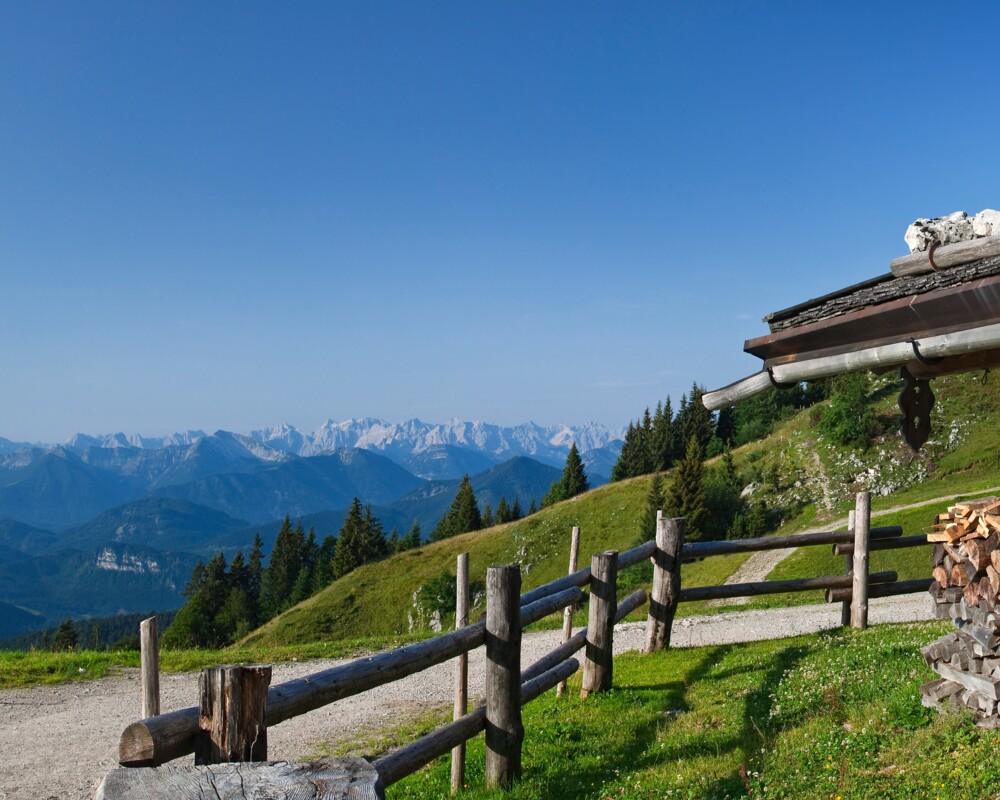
312;534;338;592
650;399;674;471
332;498;368;578
398;521;422;551
611;422;638;481
482;503;493;527
362;505;388;562
528;498;537;515
511;496;522;521
53;618;78;651
495;496;510;524
388;528;400;553
665;436;708;541
263;516;302;615
641;472;665;542
679;383;715;456
543;443;590;505
247;533;264;611
431;476;482;541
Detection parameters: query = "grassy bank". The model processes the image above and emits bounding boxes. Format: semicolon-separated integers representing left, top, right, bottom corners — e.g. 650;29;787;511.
371;620;996;800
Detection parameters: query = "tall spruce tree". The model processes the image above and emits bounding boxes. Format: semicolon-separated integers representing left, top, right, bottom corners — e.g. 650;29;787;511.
398;521;422;551
650;399;674;471
431;475;482;541
495;496;511;524
543;443;589;505
332;498;368;578
263;516;302;615
665;436;708;541
641;472;666;542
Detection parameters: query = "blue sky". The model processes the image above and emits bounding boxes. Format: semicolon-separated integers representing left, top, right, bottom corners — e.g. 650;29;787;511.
2;2;999;443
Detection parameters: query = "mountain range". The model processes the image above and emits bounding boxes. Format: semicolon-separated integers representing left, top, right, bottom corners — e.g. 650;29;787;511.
0;418;622;639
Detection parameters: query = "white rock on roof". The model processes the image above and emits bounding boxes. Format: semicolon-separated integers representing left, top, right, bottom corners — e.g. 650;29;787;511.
904;208;1000;253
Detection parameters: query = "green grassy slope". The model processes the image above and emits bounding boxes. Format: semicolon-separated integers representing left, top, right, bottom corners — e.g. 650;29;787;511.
246;372;1000;646
242;476;747;646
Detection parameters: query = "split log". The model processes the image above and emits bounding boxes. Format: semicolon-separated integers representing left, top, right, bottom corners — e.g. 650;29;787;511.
676;570;897;603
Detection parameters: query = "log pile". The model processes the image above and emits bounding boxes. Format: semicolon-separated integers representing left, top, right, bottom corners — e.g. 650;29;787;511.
921;497;1000;725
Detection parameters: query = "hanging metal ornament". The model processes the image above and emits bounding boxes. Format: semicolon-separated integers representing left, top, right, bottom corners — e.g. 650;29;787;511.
898;366;935;451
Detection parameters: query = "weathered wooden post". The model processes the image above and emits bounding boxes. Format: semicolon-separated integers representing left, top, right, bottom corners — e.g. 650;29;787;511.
485;565;522;789
556;525;581;698
644;514;684;652
140;615;160;719
195;665;272;765
451;552;470;794
581;550;618;697
841;510;855;627
851;493;872;630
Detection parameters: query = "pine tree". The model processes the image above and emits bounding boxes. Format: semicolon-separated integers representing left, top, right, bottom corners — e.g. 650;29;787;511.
388;528;400;553
543;443;590;505
333;498;368;578
247;533;264;611
650;399;674;471
431;476;482;541
640;472;665;542
398;521;422;551
482;503;493;527
495;496;511;524
263;515;301;614
679;383;715;456
52;618;78;651
312;534;338;592
362;505;388;562
528;498;537;515
665;436;708;541
511;496;522;521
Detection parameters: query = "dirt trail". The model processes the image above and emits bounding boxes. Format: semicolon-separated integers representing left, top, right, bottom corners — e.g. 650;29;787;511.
0;594;936;800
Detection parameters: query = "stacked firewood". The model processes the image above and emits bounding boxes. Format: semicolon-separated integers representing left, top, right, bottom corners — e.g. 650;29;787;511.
922;497;1000;724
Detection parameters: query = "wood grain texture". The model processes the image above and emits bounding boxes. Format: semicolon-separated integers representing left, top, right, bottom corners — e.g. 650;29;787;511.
485;565;522;789
581;551;618;696
196;665;271;765
645;514;683;652
851;492;871;630
450;552;469;794
95;758;384;799
140;616;160;719
891;234;1000;277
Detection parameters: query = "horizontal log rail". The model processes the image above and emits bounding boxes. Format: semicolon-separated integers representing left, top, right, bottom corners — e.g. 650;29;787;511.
681;526;902;560
833;534;929;556
825;578;933;603
373;588;648;787
676;570;897;603
375;658;579;788
120;586;583;767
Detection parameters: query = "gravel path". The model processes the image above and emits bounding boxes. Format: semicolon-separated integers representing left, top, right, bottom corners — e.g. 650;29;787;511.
0;593;935;800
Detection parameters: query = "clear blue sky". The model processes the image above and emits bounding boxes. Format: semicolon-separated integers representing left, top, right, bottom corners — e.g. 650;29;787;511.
3;2;999;443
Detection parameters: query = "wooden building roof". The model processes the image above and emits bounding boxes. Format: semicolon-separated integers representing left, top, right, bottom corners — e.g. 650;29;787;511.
703;234;1000;450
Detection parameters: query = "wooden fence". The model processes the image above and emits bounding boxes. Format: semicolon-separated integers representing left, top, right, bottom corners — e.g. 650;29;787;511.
115;490;930;796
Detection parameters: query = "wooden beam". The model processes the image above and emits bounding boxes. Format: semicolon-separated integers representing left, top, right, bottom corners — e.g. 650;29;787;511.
485;565;522;789
645;514;683;652
139;616;159;720
581;551;618;697
826;578;933;603
676;570;897;603
891;234;1000;277
833;534;930;556
682;526;901;559
851;492;871;630
450;552;469;795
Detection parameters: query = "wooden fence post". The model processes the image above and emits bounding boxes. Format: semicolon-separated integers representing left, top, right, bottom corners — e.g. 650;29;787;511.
851;493;871;630
645;514;684;652
451;552;469;794
581;550;618;697
485;565;522;789
841;510;855;627
556;526;581;698
195;665;271;765
140;616;160;719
